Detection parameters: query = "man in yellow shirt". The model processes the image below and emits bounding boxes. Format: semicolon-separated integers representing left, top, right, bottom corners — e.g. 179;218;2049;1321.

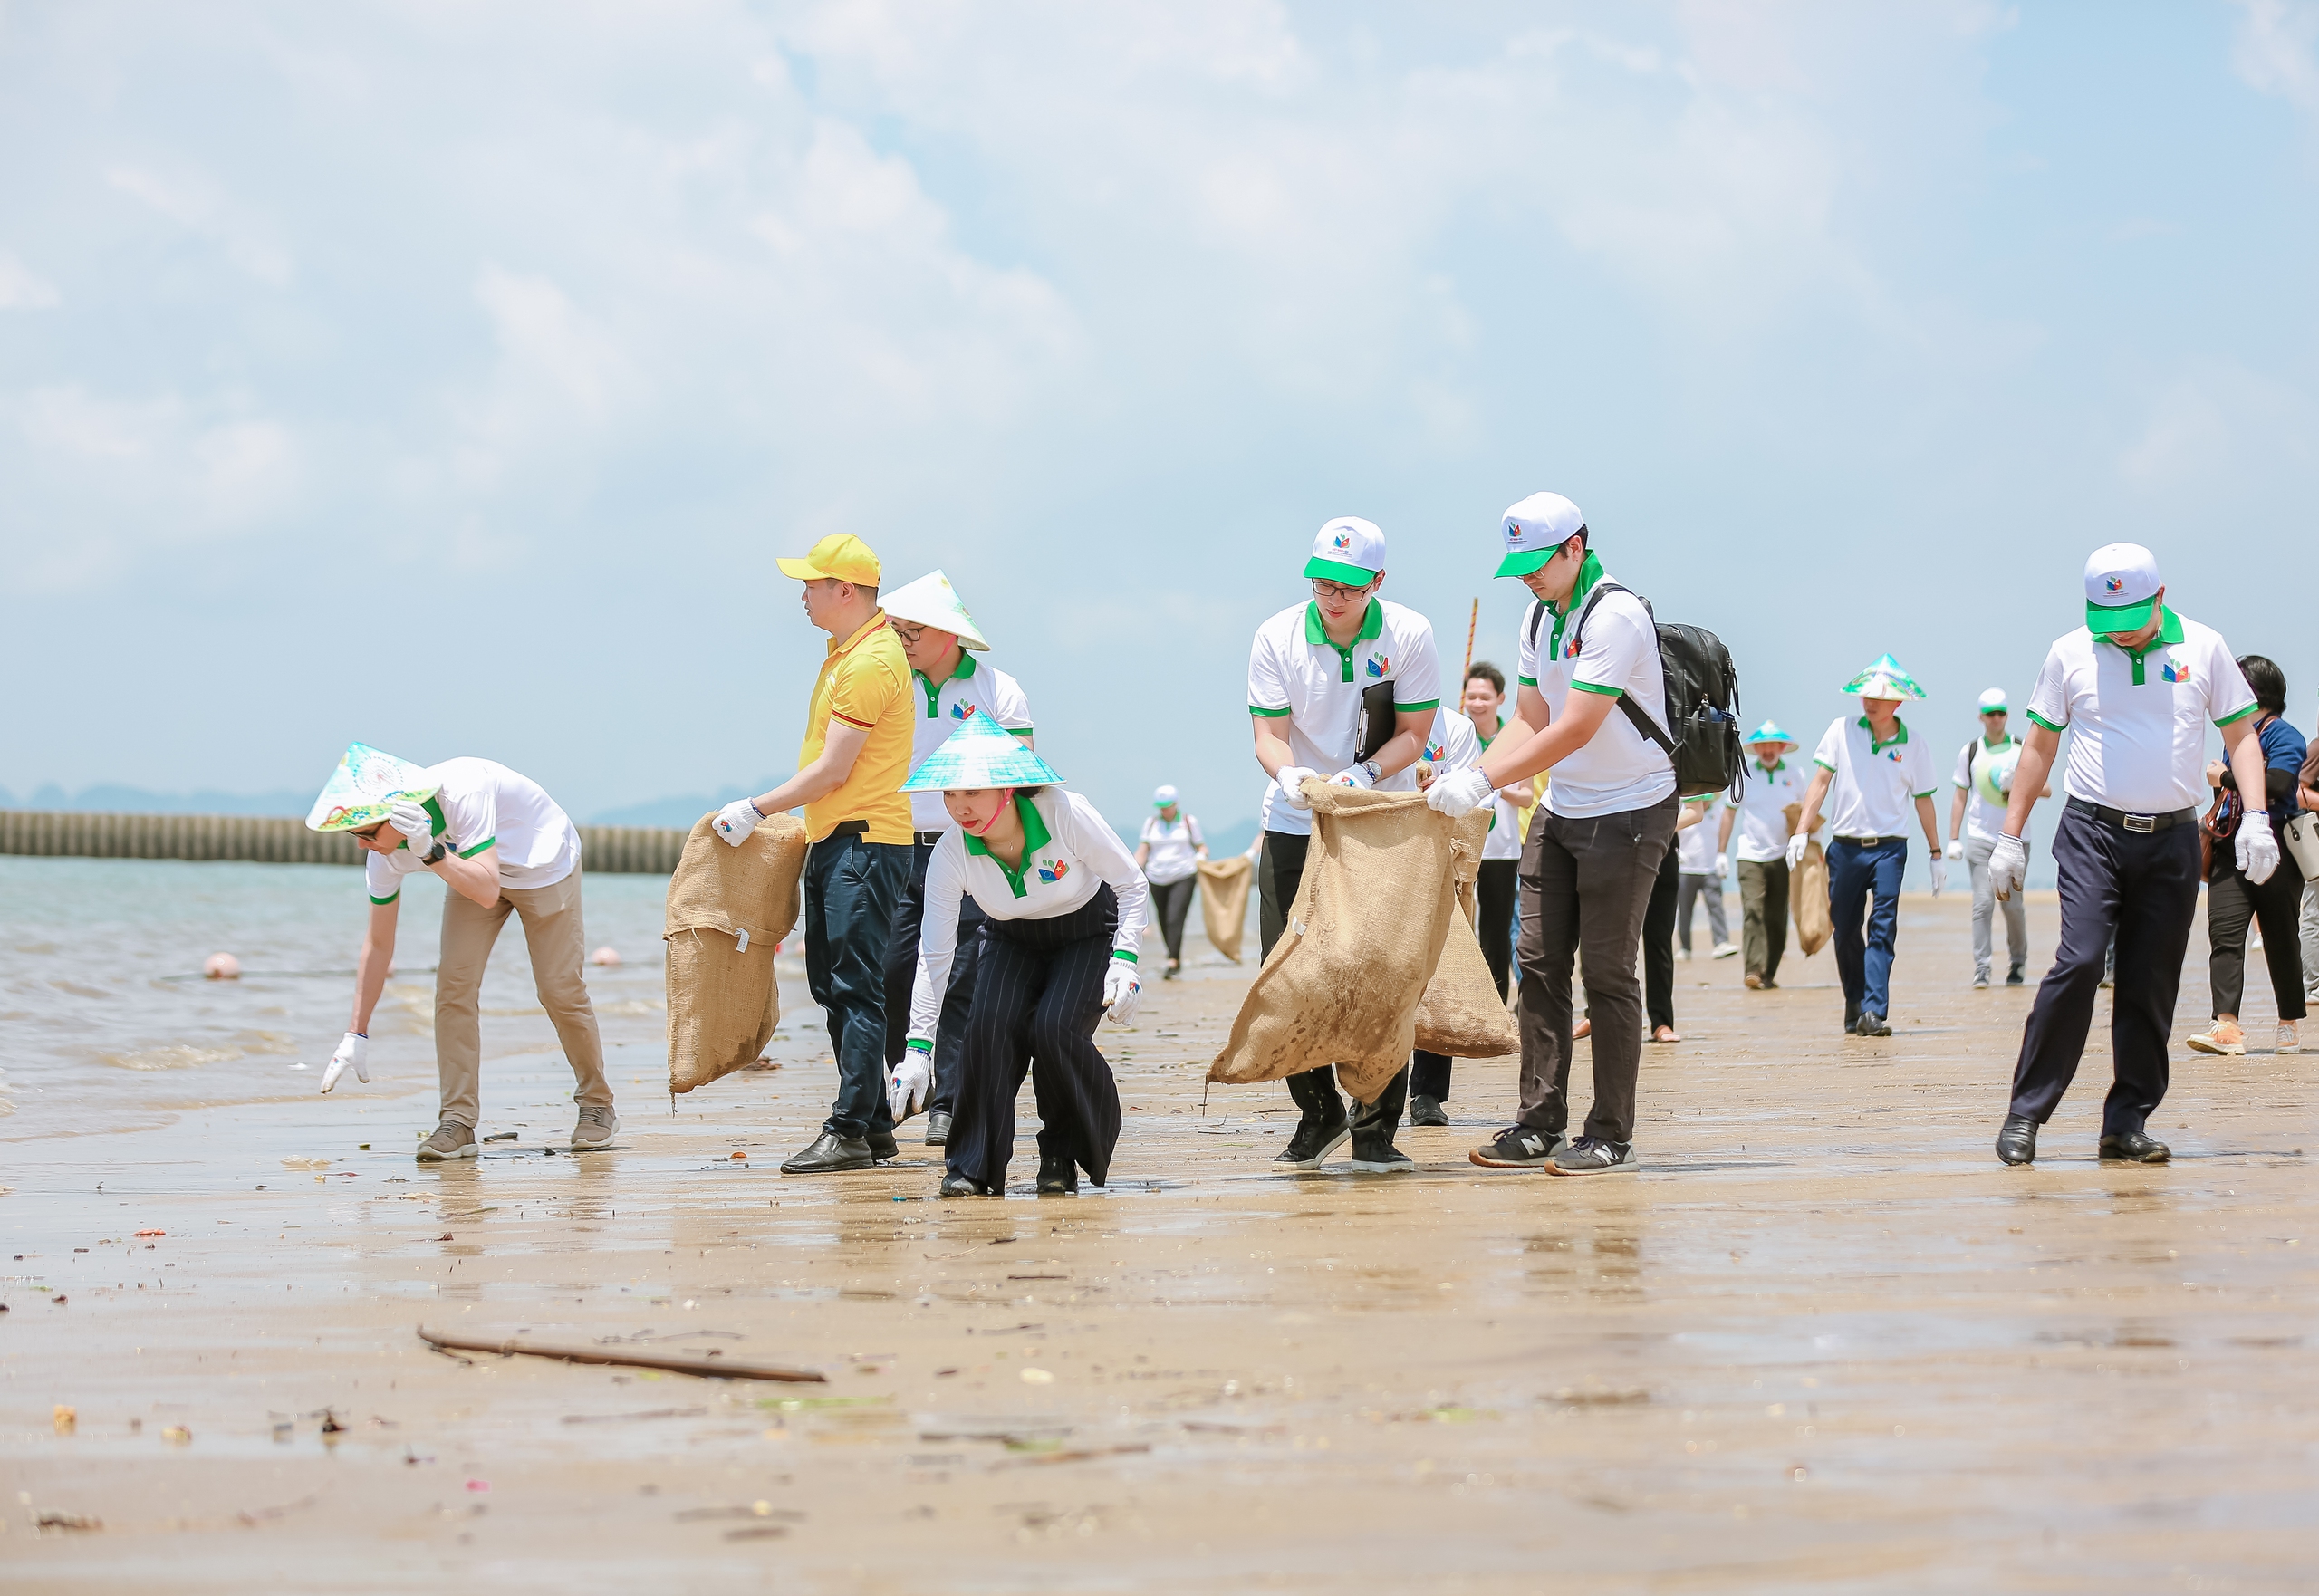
715;534;916;1173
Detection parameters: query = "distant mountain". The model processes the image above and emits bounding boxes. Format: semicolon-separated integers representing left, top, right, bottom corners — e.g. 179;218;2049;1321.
1206;816;1258;858
587;790;763;829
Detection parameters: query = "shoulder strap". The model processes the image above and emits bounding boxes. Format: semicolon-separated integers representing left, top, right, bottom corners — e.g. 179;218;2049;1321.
1570;582;1677;756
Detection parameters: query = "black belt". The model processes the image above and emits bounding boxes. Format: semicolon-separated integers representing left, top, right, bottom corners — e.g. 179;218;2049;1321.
914;830;947;847
1833;834;1908;848
823;820;868;840
2067;796;2196;834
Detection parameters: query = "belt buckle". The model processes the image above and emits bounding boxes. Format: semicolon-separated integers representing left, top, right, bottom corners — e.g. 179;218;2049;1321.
2122;812;2156;834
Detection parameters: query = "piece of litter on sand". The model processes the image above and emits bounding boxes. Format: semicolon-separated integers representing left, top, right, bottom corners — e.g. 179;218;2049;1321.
417;1325;826;1384
465;1479;490;1493
1019;1368;1055;1384
161;1426;191;1444
53;1406;75;1436
37;1511;102;1531
561;1408;709;1424
483;1132;518;1143
281;1157;330;1169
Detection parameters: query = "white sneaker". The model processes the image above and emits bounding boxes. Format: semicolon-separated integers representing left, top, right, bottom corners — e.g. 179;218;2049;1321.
1711;942;1738;960
2280;1024;2302;1056
1676;948;1692;962
2187;1022;2246;1056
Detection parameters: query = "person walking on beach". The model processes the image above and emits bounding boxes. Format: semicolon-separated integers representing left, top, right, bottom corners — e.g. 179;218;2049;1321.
1789;656;1947;1038
714;534;915;1176
1675;796;1735;962
1947;687;2036;989
1248;515;1441;1173
876;570;1034;1149
307;744;614;1159
1426;491;1677;1177
1990;543;2275;1165
900;713;1150;1197
2185;654;2306;1059
1134;786;1207;980
1721;721;1806;990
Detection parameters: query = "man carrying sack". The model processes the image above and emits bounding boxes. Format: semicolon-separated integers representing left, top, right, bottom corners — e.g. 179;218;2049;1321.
876;569;1034;1149
306;744;615;1159
1991;543;2273;1166
1426;492;1677;1177
1246;515;1441;1172
714;534;915;1175
1789;655;1946;1038
1721;721;1806;989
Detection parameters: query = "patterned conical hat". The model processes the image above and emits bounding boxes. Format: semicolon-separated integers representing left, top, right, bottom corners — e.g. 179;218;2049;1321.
881;569;990;651
1745;720;1795;746
305;742;437;832
899;709;1063;793
1842;653;1925;701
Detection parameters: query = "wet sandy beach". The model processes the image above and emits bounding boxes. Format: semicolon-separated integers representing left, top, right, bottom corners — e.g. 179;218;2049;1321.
5;888;2316;1592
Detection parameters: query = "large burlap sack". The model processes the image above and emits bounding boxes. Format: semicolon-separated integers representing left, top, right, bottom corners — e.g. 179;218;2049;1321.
665;813;808;1094
1790;839;1831;957
1209;784;1472;1101
1195;854;1253;963
1413;840;1518;1058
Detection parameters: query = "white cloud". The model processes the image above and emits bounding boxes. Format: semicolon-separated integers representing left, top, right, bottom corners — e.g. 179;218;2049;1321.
0;251;62;310
105;164;296;286
2233;0;2319;114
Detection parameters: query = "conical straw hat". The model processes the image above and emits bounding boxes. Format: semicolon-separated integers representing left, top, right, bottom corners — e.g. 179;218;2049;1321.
305;742;438;832
900;709;1063;793
881;569;990;651
1745;720;1795;746
1842;653;1925;701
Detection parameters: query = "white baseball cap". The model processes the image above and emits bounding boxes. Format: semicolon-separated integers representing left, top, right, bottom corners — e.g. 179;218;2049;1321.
1977;687;2008;714
1496;492;1585;578
1304;517;1386;585
2083;543;2161;635
1152;784;1179;808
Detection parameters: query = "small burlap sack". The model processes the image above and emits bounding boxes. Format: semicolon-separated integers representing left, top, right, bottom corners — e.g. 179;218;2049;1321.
665;813;808;1094
1412;831;1518;1058
1782;802;1830;957
1195;854;1253;963
1209;784;1470;1102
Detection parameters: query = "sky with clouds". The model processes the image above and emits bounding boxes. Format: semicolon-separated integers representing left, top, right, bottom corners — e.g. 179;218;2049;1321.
4;1;2315;852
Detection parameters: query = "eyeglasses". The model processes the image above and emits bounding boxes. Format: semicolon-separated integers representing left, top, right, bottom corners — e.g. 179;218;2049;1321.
888;621;926;646
1310;578;1376;602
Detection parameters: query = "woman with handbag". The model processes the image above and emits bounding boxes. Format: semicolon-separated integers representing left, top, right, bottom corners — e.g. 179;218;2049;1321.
2188;655;2308;1057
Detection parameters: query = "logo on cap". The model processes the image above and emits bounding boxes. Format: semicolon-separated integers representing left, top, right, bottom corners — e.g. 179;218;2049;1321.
1333;532;1352;551
1505;522;1521;543
2104;576;2124;593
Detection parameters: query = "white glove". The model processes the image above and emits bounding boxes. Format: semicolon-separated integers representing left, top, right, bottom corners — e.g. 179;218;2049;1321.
1713;852;1728;877
1785;831;1811;869
888;1045;931;1123
389;801;435;852
2237;810;2280;886
1425;767;1494;819
1275;767;1318;810
1929;855;1948;897
1988;832;2027;901
1102;959;1141;1025
322;1031;369;1093
1945;839;1964;861
713;798;764;848
1327;765;1374;789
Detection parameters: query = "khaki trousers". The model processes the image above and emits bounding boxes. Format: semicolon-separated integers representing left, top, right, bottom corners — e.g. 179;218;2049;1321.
434;868;611;1128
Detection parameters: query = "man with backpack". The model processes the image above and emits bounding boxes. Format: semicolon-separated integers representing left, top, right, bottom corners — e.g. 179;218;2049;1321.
1428;492;1695;1177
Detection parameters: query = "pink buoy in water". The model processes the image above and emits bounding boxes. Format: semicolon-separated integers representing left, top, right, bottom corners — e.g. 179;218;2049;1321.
203;952;242;980
589;946;621;967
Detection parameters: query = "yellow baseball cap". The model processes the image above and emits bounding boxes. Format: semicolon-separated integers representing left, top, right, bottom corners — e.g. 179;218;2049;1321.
776;534;881;585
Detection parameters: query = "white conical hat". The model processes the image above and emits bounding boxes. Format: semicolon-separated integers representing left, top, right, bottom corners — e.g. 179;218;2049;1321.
1842;652;1926;701
881;569;990;651
899;710;1063;793
305;742;437;832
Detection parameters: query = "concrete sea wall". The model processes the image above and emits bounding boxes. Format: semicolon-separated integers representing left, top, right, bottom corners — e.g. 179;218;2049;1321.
0;811;688;874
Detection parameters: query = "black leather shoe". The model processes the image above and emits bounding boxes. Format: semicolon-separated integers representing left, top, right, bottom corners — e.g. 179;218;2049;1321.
923;1110;952;1147
1408;1094;1449;1127
1036;1154;1077;1195
1995;1114;2038;1166
1273;1115;1349;1168
780;1131;873;1174
867;1130;899;1162
938;1172;994;1197
1854;1012;1891;1037
2098;1130;2170;1163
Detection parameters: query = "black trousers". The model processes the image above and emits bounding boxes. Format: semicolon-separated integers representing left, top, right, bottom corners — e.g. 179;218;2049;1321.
803;834;910;1141
1412;858;1519;1101
1259;830;1409;1128
882;838;987;1114
948;885;1123;1190
1150;876;1196;965
2208;849;2308;1021
2009;803;2201;1136
1642;844;1679;1032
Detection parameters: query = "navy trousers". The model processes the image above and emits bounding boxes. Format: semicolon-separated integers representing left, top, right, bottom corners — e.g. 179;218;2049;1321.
948;886;1124;1190
803;832;910;1141
1829;837;1907;1025
882;838;986;1115
2009;803;2200;1135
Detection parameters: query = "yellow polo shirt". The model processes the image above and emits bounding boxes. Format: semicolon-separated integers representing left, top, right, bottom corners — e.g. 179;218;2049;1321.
801;611;914;845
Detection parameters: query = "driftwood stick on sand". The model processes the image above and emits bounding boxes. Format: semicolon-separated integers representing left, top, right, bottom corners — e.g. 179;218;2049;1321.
417;1325;826;1383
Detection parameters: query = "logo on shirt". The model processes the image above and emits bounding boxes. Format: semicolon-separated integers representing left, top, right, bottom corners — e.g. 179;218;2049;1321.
1884;749;1905;764
1563;635;1582;660
2160;656;2188;684
1366;655;1389;678
948;701;977;719
1425;741;1446;762
1036;859;1069;884
2103;576;2125;593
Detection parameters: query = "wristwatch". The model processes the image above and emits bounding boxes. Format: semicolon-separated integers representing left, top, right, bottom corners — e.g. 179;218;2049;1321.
419;839;449;867
1359;759;1382;784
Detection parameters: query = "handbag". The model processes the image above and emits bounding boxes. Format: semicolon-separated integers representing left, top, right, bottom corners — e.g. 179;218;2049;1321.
2200;789;2241;881
2285;810;2319;878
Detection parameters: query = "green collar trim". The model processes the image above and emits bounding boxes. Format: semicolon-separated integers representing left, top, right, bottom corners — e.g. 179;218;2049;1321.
915;650;977;717
1304;599;1384;682
1755;756;1786;774
960;793;1052;899
1541;550;1605;662
1981;732;2018;751
1857;715;1910;755
2106;606;2185;686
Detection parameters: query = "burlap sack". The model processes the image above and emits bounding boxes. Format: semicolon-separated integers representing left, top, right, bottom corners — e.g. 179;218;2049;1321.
1781;802;1830;957
1195;854;1253;963
665;813;808;1094
1209;784;1471;1101
1412;839;1518;1057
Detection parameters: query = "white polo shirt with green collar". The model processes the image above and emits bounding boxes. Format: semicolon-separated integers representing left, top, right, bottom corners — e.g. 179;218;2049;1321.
1731;755;1807;863
2026;608;2256;815
1813;716;1938;840
1247;596;1440;838
361;757;580;904
1515;561;1675;820
909;653;1033;832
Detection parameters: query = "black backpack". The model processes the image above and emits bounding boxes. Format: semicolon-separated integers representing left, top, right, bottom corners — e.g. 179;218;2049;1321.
1527;582;1746;801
